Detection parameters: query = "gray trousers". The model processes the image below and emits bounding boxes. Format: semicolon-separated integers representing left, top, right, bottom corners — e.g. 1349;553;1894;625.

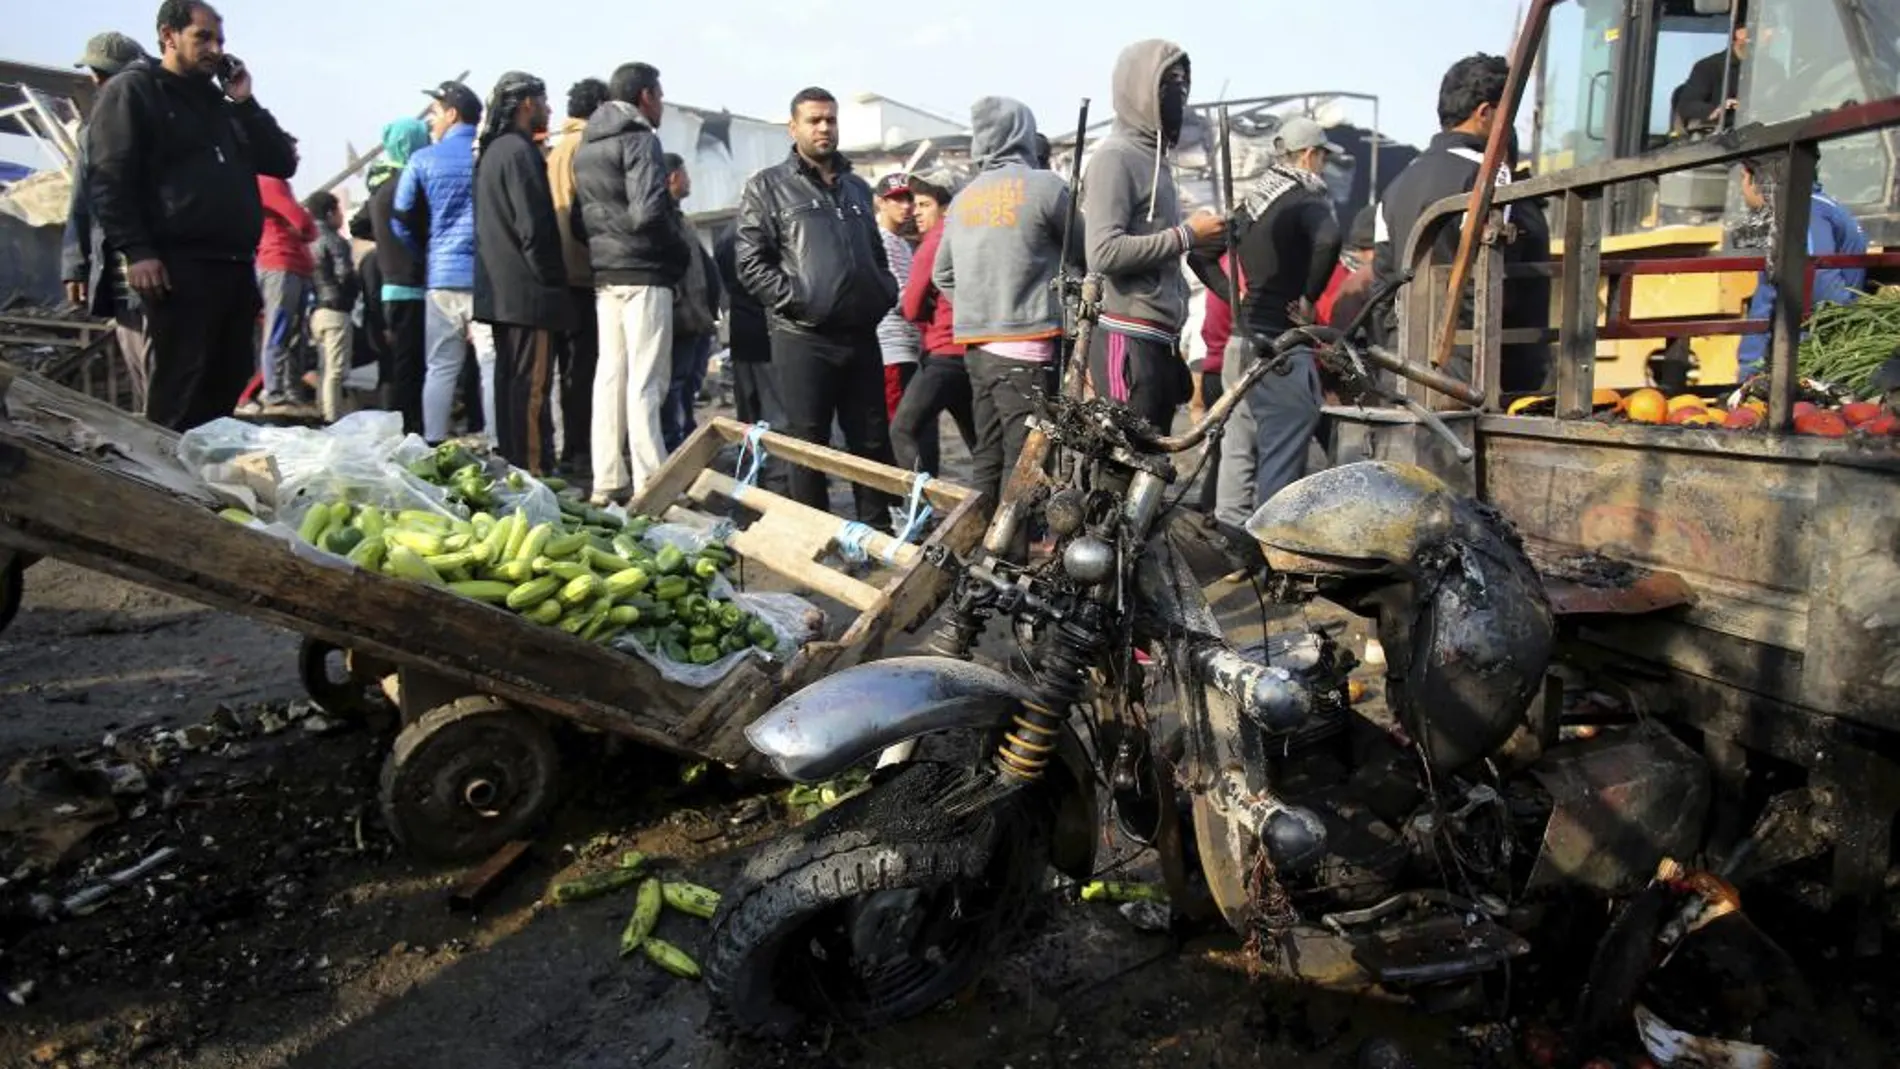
1215;338;1324;529
256;269;307;400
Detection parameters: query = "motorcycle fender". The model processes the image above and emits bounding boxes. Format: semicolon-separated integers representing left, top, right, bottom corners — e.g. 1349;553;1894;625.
745;655;1098;879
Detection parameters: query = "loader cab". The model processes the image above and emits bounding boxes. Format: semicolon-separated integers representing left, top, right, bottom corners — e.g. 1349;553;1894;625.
1533;0;1900;242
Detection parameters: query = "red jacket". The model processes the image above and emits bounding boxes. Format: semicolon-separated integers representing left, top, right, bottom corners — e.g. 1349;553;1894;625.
900;223;964;357
256;176;316;275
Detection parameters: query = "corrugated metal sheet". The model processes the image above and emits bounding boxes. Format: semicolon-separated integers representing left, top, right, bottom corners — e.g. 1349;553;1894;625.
657;104;790;220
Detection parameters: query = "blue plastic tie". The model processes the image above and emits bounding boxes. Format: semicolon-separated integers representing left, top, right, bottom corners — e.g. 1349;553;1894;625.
835;521;876;564
885;472;934;562
733;421;771;489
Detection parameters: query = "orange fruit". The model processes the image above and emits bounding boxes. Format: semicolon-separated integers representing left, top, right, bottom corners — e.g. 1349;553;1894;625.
1666;393;1706;413
1724;407;1762;429
1667;406;1712;425
1743;399;1768;414
1840;401;1881;427
1794;410;1848;437
1625;388;1668;424
1591;388;1622;409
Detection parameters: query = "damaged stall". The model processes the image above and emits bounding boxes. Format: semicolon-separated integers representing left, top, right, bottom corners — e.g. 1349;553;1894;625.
0;363;983;861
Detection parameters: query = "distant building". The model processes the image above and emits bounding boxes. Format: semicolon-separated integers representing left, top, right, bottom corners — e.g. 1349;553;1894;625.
837;92;965;154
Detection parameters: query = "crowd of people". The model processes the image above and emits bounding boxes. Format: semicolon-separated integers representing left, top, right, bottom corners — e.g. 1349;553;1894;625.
58;0;1647;540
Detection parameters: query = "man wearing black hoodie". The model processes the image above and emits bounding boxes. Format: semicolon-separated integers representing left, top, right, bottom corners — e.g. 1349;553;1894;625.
572;62;689;502
474;72;571;475
84;0;298;430
1374;53;1551;393
736;86;899;525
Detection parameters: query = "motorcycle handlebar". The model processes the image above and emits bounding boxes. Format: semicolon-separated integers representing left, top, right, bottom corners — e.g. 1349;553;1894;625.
1361;345;1486;407
1140;271;1479;454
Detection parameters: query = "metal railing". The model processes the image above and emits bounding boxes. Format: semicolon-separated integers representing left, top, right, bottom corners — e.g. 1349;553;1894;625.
1397;95;1900;430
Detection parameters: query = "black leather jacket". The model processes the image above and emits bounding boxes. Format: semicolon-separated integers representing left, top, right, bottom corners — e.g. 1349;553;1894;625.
311;224;357;311
734;149;896;337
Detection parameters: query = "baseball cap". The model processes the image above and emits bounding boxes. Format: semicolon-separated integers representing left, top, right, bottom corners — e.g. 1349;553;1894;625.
75;32;143;77
1275;116;1345;157
874;173;912;199
424;81;484;124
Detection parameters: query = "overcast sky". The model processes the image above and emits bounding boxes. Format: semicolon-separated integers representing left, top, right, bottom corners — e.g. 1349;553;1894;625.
12;0;1529;182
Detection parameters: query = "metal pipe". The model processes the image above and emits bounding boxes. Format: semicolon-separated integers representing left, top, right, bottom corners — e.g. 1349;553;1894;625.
311;69;470;194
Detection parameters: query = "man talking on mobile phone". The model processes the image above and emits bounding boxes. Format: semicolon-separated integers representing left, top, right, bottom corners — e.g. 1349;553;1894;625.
83;0;298;431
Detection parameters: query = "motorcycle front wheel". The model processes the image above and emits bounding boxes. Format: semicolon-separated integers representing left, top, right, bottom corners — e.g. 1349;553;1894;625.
705;761;1050;1037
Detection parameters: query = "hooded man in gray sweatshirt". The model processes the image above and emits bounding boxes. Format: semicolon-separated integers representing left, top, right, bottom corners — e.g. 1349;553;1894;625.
1083;40;1225;432
933;97;1080;532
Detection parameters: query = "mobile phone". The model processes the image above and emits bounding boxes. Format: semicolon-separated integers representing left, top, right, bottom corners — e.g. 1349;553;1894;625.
217;54;244;85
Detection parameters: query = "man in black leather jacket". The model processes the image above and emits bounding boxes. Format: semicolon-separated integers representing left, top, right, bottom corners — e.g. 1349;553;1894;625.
735;86;899;526
84;0;297;430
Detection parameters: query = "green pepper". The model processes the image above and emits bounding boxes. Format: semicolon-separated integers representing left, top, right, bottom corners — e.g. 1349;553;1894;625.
720;631;749;655
688;623;721;644
693;557;722;581
624;515;653;538
698;545;734;566
631;627;658;648
654;544;686;576
718;603;746;630
688;643;721;665
434;443;480;474
642;602;674;625
652;576;690;602
748;619;778;651
661;639;691;663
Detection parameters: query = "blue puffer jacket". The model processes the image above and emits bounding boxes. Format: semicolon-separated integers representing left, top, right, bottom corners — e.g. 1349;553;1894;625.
1738;185;1868;375
393;124;477;290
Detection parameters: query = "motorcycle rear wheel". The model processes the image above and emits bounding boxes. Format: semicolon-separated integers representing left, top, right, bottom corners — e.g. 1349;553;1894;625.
706;762;1050;1037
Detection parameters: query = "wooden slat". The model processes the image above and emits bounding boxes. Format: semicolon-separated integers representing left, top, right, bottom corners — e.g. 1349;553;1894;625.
696;417;978;513
689;468;920;566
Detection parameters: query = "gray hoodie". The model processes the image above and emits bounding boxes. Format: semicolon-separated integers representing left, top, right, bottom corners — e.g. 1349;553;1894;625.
1082;39;1193;335
933;96;1077;347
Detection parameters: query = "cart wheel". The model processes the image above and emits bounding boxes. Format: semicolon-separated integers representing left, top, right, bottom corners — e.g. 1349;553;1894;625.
297;636;383;719
378;697;560;862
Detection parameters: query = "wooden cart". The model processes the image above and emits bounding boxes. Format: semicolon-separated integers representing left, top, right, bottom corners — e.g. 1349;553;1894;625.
0;364;985;860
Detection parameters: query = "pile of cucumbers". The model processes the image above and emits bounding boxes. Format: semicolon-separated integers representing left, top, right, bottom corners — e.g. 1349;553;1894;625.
261;485;777;663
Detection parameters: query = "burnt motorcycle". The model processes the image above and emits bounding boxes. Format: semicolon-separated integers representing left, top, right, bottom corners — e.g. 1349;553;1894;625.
703;278;1710;1035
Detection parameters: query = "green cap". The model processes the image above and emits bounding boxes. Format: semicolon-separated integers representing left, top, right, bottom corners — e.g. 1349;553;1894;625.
75;32;144;77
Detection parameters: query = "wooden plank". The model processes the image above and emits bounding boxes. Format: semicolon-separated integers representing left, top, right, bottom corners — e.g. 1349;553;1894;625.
1766;144;1817;432
689;468;920;566
696;417;979;513
624;420;729;520
722;513;887;612
1472;228;1505;411
1554;188;1603;419
0;364;219;506
448;840;532;912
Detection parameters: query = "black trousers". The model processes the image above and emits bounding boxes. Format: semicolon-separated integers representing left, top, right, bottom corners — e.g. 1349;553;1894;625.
770;327;897;527
1198;368;1223;513
386;298;427;436
144;258;260;431
731;359;789;494
891;354;977;478
1087;327;1186;432
490;323;555;476
966;349;1048;518
557;287;597;462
